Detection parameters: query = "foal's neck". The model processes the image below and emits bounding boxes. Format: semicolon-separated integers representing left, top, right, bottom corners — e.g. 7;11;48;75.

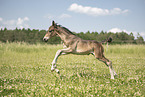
56;26;76;46
57;27;73;39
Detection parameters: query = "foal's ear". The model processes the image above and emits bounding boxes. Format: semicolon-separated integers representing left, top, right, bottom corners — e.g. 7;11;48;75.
52;20;57;28
52;21;56;26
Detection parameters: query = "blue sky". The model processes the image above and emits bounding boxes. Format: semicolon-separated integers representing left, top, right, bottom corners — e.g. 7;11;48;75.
0;0;145;40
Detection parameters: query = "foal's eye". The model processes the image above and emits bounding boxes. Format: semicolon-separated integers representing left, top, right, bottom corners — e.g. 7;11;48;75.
49;30;53;33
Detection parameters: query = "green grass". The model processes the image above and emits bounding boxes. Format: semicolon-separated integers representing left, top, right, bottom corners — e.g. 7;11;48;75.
0;43;145;96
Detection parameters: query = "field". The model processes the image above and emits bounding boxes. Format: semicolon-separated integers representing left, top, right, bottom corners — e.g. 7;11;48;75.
0;43;145;96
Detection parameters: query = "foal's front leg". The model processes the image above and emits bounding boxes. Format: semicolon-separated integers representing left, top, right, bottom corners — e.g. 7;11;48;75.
51;50;63;73
51;48;72;73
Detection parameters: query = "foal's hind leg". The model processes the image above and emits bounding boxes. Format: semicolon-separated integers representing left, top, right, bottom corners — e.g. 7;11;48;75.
98;57;115;79
94;51;117;79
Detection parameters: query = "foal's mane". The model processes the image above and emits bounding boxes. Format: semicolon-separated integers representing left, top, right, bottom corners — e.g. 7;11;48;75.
57;25;76;35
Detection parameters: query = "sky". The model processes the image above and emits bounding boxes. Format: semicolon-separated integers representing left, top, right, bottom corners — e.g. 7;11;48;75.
0;0;145;40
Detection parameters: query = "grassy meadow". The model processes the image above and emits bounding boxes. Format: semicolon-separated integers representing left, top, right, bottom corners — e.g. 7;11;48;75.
0;43;145;96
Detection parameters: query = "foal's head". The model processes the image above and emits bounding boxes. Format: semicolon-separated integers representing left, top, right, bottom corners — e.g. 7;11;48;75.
43;21;58;42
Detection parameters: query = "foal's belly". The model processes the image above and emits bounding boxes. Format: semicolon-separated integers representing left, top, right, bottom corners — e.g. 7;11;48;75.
72;40;94;55
73;49;93;55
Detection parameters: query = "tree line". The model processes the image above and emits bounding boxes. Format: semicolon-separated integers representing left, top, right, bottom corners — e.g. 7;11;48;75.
0;28;144;44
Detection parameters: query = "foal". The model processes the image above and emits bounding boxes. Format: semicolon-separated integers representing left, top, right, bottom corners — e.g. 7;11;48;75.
43;21;117;79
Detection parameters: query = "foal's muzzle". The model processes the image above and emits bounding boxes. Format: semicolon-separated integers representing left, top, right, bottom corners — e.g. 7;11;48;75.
43;37;49;42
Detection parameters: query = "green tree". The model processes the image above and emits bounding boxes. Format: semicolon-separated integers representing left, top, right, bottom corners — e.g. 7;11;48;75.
136;33;144;44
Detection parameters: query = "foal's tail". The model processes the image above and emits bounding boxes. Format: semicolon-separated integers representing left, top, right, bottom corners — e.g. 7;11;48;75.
100;37;112;44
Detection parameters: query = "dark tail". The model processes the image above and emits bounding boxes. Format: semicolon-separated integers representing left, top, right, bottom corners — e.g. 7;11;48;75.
100;37;112;44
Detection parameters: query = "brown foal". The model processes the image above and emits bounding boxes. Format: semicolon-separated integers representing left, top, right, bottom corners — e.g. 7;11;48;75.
43;21;117;79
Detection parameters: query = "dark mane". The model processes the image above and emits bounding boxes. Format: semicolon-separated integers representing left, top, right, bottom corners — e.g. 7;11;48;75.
57;25;76;35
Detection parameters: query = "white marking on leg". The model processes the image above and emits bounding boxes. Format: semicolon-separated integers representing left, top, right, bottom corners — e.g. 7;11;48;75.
107;61;114;79
112;68;117;76
51;50;62;72
51;48;71;73
109;66;114;79
51;65;56;71
52;50;62;64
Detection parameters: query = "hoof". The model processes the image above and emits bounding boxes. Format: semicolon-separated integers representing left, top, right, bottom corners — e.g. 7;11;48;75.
57;71;60;74
55;69;60;74
51;67;55;72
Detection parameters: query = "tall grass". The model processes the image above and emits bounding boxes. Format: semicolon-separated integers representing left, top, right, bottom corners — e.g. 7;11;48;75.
0;43;145;96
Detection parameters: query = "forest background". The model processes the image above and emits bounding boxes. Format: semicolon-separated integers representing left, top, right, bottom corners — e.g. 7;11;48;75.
0;27;144;44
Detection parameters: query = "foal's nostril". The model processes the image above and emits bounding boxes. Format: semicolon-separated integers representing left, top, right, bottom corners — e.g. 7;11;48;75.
43;38;48;42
